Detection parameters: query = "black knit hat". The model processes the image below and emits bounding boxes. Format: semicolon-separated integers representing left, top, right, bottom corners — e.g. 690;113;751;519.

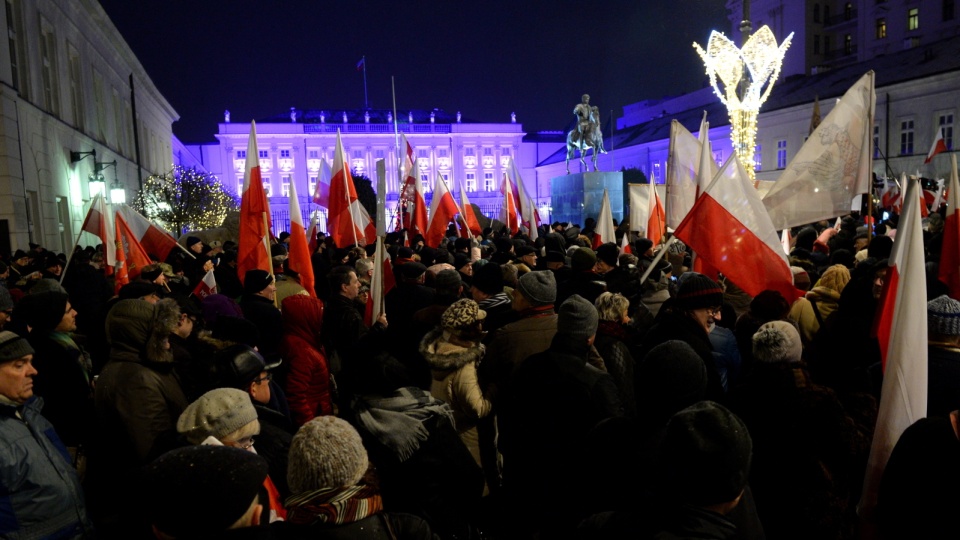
472;262;504;295
186;236;202;248
15;291;69;332
144;446;268;538
243;269;273;295
675;273;723;311
595;243;619;267
657;401;753;506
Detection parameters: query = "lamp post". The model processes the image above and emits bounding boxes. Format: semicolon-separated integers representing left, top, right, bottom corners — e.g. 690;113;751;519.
92;160;125;203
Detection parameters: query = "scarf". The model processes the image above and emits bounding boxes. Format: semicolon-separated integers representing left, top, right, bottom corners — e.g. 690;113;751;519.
597;320;629;341
285;484;382;526
353;386;454;462
49;331;93;384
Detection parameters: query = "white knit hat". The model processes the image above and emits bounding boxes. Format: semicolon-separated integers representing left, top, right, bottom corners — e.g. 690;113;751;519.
287;416;369;494
177;388;258;445
928;295;960;337
752;321;803;363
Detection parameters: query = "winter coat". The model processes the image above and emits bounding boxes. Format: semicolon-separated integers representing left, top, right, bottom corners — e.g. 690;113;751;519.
420;327;491;467
593;321;638;418
240;294;284;363
0;396;94;539
280;295;332;425
790;264;850;346
27;330;94;448
640;310;725;401
481;309;557;400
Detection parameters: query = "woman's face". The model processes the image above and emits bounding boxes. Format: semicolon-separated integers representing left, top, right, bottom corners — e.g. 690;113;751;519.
357;291;370;305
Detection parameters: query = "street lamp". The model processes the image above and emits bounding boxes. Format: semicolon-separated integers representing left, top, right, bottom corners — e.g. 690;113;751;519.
70;149;97;163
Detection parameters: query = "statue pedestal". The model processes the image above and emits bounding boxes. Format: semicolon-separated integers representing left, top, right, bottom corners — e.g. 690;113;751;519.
550;171;623;227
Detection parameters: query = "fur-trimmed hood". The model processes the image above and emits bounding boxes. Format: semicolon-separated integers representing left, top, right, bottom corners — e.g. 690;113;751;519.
419;326;484;372
105;298;180;364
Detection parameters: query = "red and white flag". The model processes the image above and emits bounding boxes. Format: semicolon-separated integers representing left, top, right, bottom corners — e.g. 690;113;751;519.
592;189;616;249
238;121;273;284
522;193;540;241
424;173;459;247
80;194;116;275
116;204;182;262
674;155;798;301
287;178;316;297
113;210;154;293
328;130;376;247
401;134;428;239
620;233;632;255
307;212;319;255
696;114;716;197
925;126;948;164
500;173;519;235
646;182;666;244
506;157;527;222
458;188;482;238
860;175;928;519
311;158;332;207
666;115;717;228
939;154;960;299
192;269;218;299
366;236;396;327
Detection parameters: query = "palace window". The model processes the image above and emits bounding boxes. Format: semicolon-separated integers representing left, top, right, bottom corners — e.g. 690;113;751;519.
900;119;915;155
777;139;788;169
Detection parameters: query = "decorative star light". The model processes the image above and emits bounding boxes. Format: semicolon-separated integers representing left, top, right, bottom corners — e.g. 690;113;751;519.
694;26;793;181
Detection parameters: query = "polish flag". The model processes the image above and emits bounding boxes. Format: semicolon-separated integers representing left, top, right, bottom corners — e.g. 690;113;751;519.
116;204;182;262
925;126;948;164
287;178;316;297
666;116;716;229
459;187;482;238
523;193;541;241
311;158;332;207
306;212;319;255
238;121;273;284
500;172;519;235
366;236;395;327
192;269;218;299
328;130;376;247
620;233;632;255
114;210;153;284
930;178;945;212
506;157;527;220
401;134;428;239
674;155;799;301
592;189;616;249
860;175;928;520
424;173;459;247
939;154;960;299
646;182;666;243
80;194;115;275
696;114;716;197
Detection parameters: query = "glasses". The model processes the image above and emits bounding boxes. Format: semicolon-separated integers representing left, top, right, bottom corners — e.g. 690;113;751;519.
232;436;256;450
253;372;272;385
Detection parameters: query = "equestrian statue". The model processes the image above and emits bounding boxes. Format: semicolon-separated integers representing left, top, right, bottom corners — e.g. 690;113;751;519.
566;93;607;173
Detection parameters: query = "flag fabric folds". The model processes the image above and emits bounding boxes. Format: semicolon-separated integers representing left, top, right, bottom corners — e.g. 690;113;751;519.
287;179;316;297
674;155;798;301
401;134;428;239
593;189;616;249
424;173;459;247
620;233;632;255
307;212;319;255
113;210;153;293
80;194;116;274
459;188;482;238
860;175;928;519
940;154;960;299
666;120;704;229
367;237;395;327
925;126;947;164
192;269;218;299
328;130;376;247
116;204;181;262
646;182;666;244
763;71;876;229
238;121;273;284
311;158;332;207
500;173;519;235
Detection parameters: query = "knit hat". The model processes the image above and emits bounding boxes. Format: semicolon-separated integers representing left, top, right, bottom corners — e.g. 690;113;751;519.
441;299;487;336
657;401;753;506
595;243;620;267
515;270;557;306
453;252;471;271
817;264;851;294
398;261;427;280
0;286;11;312
288;416;369;494
516;245;537;258
29;278;68;295
144;446;268;538
186;236;202;248
434;269;462;291
243;269;273;295
214;344;269;389
0;331;33;363
472;262;504;295
397;246;414;260
637;341;708;420
635;238;654;255
15;291;68;332
570;247;597;272
177;388;259;445
675;273;724;311
928;295;960;337
752;321;803;363
791;266;811;291
557;294;599;342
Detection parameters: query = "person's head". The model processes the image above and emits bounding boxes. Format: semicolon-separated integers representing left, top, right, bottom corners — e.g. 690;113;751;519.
105;298;180;363
118;281;162;303
397;261;427;284
243;270;276;301
595;292;630;324
516;245;538;268
144;446;268;539
355;258;374;280
14;291;75;333
356;285;370;306
329;265;361;300
441;299;487;343
656;401;752;513
287;416;369;494
177;388;261;450
557;294;599;346
791;266;811;291
187;236;203;254
570;247;598;273
594;243;619;274
453;253;473;277
0;287;12;329
928;295;960;344
872;261;890;300
675;273;724;334
214;344;275;404
817;264;852;295
0;331;36;404
140;263;167;286
434;269;463;301
752;321;803;363
470;262;504;301
581;93;590;104
512;270;557;312
637;341;708;424
42;253;63;276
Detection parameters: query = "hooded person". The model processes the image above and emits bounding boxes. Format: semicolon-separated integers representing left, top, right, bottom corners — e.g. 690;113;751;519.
280;294;333;426
90;297;185;536
789;264;851;347
279;416;436;539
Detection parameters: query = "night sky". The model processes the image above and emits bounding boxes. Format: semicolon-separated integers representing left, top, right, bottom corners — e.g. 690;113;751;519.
98;0;730;144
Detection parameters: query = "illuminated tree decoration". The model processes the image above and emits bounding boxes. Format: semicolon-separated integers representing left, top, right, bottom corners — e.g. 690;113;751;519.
694;26;792;182
134;165;239;235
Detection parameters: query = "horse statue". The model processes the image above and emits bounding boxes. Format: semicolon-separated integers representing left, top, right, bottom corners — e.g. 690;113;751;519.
566;104;606;174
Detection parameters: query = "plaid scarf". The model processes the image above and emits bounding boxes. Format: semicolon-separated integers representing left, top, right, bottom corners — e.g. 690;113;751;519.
285;484;383;526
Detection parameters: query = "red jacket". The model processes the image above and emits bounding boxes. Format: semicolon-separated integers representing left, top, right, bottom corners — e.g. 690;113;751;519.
280;295;333;425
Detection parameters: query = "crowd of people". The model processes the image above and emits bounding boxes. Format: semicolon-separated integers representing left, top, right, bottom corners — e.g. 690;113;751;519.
0;213;956;539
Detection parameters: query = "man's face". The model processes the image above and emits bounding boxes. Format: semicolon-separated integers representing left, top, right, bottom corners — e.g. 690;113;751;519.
175;313;194;339
257;280;277;301
47;265;62;277
0;354;37;404
460;264;474;277
249;371;272;404
594;260;614;275
190;242;203;254
520;253;537;268
689;306;721;334
143;293;161;304
15;256;30;267
341;272;361;300
0;309;11;329
873;268;889;300
54;302;77;333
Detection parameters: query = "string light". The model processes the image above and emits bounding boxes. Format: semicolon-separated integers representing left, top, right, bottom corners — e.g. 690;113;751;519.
694;26;792;182
134;165;240;235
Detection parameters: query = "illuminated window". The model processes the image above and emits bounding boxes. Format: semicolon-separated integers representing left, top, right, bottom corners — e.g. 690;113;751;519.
900;119;915;155
777;139;788;169
67;44;83;128
259;150;268;158
465;172;477;192
483;147;493;156
237;177;244;196
281;175;291;197
309;176;317;196
653;162;661;183
940;113;954;150
876;18;887;38
236;150;246;159
280;150;290;158
262;180;272;197
421;173;430;193
39;22;59;115
908;8;919;30
308;150;319;159
484;172;495;191
465;147;475;156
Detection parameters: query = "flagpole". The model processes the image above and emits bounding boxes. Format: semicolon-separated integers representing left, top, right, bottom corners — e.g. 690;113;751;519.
392;76;403;233
361;56;368;110
61;196;100;283
262;211;277;307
